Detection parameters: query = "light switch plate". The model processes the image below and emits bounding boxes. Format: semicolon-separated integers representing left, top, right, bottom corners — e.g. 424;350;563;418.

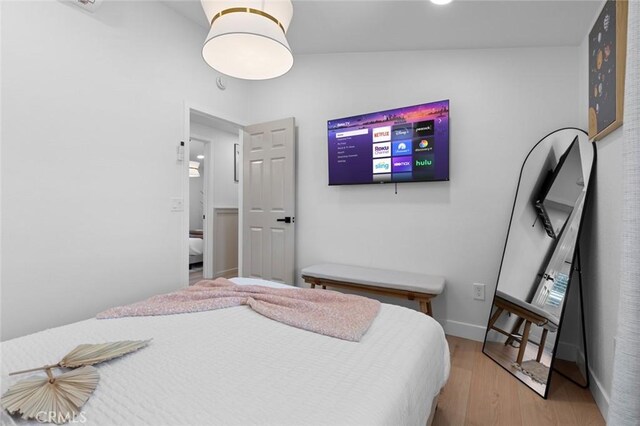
171;197;184;212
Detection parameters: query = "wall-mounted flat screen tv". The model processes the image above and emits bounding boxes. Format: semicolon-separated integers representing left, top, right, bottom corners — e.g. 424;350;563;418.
327;100;449;185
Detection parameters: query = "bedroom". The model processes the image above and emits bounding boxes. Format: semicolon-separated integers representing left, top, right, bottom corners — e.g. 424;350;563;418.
1;0;638;425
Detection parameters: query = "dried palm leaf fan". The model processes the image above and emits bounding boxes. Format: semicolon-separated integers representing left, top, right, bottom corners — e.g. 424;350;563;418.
8;340;151;374
2;340;150;424
1;366;99;424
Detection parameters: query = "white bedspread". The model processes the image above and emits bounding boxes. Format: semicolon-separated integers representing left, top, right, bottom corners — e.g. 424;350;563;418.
1;278;450;426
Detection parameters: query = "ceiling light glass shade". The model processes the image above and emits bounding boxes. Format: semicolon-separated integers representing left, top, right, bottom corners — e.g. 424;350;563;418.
189;161;200;169
201;1;294;80
430;0;453;4
189;168;201;178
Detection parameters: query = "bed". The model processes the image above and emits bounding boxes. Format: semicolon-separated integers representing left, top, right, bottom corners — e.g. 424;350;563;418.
0;278;450;426
189;236;203;265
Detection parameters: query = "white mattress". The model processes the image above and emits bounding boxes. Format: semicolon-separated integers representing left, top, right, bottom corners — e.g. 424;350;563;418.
189;237;203;256
1;278;450;426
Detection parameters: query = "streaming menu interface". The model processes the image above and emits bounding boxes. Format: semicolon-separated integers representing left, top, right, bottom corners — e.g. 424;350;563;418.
327;100;449;185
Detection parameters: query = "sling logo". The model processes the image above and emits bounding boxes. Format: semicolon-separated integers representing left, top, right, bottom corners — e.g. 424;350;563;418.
372;142;391;158
372;126;391;142
373;158;391;174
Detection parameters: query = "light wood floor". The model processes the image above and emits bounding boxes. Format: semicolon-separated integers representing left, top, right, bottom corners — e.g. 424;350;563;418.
189;267;204;286
433;336;604;426
189;267;237;286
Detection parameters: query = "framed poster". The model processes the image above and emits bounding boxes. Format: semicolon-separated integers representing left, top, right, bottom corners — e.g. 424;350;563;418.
588;0;628;141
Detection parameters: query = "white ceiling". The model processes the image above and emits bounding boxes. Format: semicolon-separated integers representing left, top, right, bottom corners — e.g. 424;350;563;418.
162;0;601;54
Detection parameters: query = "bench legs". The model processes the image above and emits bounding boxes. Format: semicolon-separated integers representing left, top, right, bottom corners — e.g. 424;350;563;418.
309;283;326;290
516;320;532;365
305;278;436;317
536;328;549;362
419;300;433;317
488;307;504;330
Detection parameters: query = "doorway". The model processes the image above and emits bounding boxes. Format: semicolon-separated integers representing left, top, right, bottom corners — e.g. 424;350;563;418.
184;107;242;286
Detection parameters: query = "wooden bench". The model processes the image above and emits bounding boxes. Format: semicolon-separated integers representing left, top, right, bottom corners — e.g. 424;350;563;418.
301;263;445;317
488;290;559;365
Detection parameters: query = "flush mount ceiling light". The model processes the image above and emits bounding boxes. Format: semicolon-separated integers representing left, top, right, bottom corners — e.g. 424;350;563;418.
430;0;452;4
201;1;294;80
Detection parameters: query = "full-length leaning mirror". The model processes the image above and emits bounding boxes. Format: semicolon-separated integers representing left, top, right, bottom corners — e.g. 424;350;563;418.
483;128;595;398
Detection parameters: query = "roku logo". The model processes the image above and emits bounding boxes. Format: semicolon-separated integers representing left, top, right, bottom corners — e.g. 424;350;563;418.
372;142;391;158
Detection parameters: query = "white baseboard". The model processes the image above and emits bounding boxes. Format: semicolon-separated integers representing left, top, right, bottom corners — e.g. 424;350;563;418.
588;367;609;420
214;268;238;278
442;319;486;342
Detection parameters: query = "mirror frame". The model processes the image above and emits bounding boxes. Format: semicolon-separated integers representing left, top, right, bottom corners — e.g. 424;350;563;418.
482;127;596;398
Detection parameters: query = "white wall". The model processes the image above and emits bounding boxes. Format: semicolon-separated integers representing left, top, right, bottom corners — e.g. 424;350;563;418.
189;141;205;230
246;47;580;339
190;123;239;208
189;174;204;230
0;0;249;340
578;9;624;416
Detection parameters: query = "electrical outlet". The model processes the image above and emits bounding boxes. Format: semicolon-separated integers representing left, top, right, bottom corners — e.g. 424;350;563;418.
473;283;485;301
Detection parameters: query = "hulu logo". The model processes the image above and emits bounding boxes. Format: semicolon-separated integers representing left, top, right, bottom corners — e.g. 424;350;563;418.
415;158;433;167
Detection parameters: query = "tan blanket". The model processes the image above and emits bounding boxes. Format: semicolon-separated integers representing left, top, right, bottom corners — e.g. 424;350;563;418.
97;278;380;342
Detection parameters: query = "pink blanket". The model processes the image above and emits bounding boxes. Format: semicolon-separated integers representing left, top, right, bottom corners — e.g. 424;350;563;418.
97;278;380;342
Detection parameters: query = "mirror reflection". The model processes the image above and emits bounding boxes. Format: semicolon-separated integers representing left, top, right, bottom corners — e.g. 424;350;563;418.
483;129;595;397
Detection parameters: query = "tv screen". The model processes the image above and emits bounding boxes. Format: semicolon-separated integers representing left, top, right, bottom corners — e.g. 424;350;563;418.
327;100;449;185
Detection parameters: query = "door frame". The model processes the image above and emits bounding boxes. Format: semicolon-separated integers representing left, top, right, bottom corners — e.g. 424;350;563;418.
181;102;245;287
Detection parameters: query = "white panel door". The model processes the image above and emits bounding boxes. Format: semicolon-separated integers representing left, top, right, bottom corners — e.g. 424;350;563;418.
242;118;295;284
